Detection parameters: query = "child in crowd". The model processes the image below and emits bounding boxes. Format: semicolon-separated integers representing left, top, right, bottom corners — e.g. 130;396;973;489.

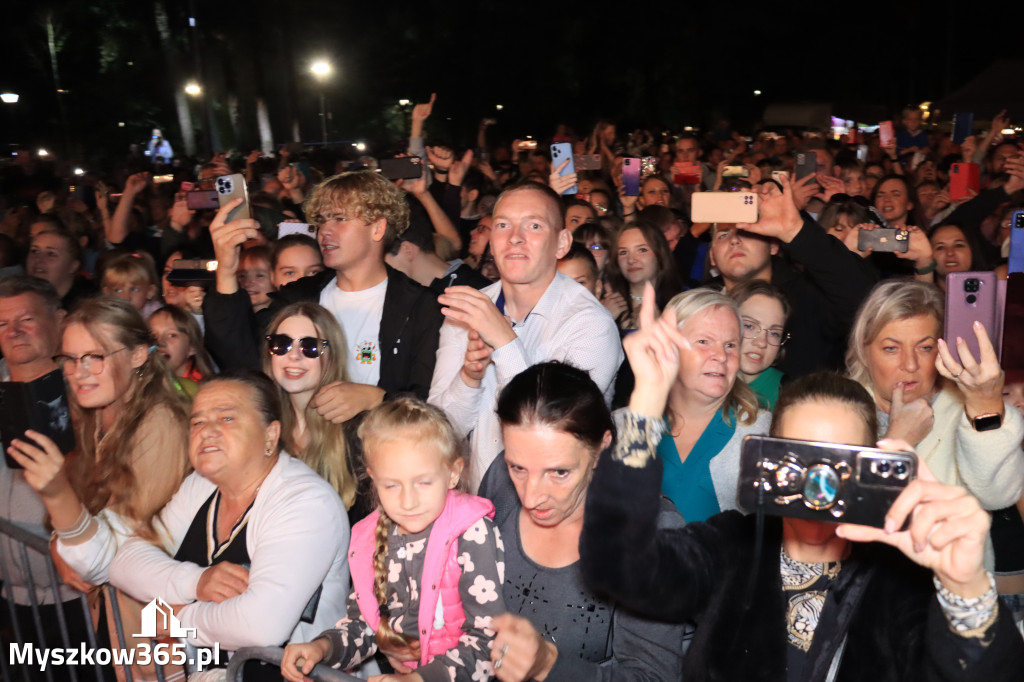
729;279;791;409
271;233;324;287
281;398;505;682
100;251;161;317
148;304;214;396
238;245;275;312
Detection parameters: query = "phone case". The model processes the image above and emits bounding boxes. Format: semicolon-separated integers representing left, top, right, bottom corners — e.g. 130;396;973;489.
1006;210;1024;274
952;112;974;144
573;154;602;171
945;271;999;366
277;222;317;239
672;161;701;185
878;121;895;147
857;227;909;253
794;153;817;181
0;369;75;468
379;156;423;181
551;143;577;195
737;436;917;528
949;163;980;201
1002;272;1024;376
215;173;250;222
623;158;641;196
690;192;758;223
186;189;219;211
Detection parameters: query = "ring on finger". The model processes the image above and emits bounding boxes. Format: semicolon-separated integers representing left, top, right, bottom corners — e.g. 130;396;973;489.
494;644;509;670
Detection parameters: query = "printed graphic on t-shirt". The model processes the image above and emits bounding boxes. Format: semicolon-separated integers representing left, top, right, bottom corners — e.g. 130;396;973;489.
355;341;378;365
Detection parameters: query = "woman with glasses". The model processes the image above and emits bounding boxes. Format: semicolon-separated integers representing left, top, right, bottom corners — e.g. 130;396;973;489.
727;280;790;409
653;287;770;523
7;296;190;680
262;301;369;522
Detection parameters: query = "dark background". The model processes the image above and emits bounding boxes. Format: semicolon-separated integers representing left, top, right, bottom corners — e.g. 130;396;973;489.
1;0;1022;162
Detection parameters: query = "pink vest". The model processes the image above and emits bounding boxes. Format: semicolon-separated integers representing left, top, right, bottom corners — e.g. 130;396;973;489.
347;491;495;667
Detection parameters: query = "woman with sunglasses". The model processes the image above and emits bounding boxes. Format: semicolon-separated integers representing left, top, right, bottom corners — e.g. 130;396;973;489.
263;302;369;521
728;279;790;409
7;296;190;680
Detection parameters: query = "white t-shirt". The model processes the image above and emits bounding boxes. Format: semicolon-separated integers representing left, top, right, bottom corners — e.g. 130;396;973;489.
319;276;388;386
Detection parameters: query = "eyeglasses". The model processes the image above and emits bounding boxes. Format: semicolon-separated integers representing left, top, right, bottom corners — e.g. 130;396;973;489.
54;347;129;375
266;334;329;359
741;321;789;346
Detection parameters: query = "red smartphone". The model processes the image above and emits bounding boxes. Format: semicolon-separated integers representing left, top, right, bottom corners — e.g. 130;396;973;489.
672;161;701;185
945;271;1000;365
878;121;895;148
949;163;980;201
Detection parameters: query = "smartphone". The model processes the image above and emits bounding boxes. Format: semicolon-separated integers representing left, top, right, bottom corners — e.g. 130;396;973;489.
949;163;980;201
641;156;658;176
771;170;789;184
952;112;974;144
0;369;76;468
738;435;917;528
152;174;175;184
857;227;909;253
794;152;817;181
856;145;869;163
550;143;577;195
379;156;424;181
215;173;250;222
1008;210;1024;274
723;165;750;178
672;161;702;185
186;189;218;210
623;158;641;196
691;192;758;223
945;271;1000;365
573;154;602;171
278;222;317;239
166;258;218;286
514;140;538;152
878;120;895;147
1002;273;1024;376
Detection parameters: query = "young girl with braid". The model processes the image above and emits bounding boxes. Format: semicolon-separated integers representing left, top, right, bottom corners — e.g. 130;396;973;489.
281;398;506;682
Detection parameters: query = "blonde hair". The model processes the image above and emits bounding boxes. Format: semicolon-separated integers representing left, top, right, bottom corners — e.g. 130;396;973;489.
845;279;944;387
357;398;463;649
263;302;356;508
304;171;410;252
62;297;189;540
665;288;760;427
100;252;158;291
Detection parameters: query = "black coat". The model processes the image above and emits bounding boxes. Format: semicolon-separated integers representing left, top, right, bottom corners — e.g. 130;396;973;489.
581;437;1024;682
202;265;443;400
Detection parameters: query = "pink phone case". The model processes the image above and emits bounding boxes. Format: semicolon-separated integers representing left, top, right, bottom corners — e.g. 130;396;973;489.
945;271;999;366
879;121;894;147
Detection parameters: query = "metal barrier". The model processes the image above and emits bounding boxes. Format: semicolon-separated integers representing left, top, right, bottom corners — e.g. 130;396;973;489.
226;648;360;682
0;517;102;682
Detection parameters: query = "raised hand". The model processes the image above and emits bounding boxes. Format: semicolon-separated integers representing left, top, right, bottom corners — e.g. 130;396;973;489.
936;321;1005;419
624;282;684;418
209;198;261;292
6;430;72;499
737;172;804;243
449;149;475;187
411;93;436;124
548;158;577;195
885;383;934;447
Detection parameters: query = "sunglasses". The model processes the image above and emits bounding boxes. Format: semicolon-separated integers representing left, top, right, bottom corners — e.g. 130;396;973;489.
265;334;329;359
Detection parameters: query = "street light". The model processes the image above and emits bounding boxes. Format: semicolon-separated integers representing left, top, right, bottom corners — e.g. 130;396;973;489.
310;60;333;144
0;93;18;104
184;82;202;97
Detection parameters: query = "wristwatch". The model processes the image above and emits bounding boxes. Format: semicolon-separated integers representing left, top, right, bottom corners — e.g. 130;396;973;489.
970;412;1003;432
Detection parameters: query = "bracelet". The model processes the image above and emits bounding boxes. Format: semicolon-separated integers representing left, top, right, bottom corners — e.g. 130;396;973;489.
933;573;998;636
915;259;937;275
53;506;94;541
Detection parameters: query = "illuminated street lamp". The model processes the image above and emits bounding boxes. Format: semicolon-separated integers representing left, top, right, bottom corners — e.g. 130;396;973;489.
310;60;333;144
184;82;202;97
0;93;18;104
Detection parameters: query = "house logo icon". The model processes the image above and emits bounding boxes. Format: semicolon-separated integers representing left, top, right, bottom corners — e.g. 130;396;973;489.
134;598;197;638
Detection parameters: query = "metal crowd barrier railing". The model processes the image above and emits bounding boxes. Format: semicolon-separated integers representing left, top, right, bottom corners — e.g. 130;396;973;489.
226;648;359;682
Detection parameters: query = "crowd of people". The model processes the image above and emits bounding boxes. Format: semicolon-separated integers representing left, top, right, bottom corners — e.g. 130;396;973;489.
1;93;1023;682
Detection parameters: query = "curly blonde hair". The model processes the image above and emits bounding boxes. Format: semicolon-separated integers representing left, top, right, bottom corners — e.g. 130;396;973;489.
304;171;410;252
665;288;760;427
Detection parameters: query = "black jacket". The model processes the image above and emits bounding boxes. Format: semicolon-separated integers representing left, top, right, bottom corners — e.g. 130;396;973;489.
581;432;1024;682
203;266;443;399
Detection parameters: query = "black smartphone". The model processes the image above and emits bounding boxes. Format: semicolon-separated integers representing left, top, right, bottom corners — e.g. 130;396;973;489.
795;152;817;181
0;369;76;468
738;435;917;528
379;156;424;181
857;227;909;253
952;112;974;145
166;258;218;286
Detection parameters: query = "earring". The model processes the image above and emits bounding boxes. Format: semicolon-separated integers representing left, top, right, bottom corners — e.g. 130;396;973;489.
265;446;273;457
136;365;145;378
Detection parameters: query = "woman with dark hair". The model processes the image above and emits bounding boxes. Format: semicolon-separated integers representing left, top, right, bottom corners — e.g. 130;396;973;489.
108;371;350;674
871;174;924;230
579;293;1024;680
603;221;681;330
478;361;687;681
563;197;598;232
928;221;989;291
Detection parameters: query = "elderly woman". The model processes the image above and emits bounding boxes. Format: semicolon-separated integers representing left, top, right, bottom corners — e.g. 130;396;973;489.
846;279;1024;512
478;361;688;681
108;371;350;671
654;288;771;523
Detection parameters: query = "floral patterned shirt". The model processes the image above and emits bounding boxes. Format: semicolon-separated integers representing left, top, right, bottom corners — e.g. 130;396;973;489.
319;517;506;682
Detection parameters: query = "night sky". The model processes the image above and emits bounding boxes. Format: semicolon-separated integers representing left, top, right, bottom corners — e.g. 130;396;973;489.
1;0;1022;160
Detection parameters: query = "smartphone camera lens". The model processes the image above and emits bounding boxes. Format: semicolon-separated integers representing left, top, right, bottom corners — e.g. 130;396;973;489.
873;459;891;476
965;278;980;293
892;460;909;478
